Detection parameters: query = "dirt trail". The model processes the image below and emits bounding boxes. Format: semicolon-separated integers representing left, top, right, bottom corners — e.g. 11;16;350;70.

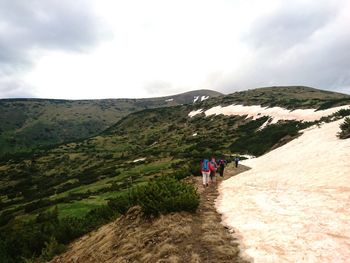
51;164;250;263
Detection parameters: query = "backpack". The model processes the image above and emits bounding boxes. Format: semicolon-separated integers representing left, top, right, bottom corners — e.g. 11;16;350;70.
202;159;209;172
210;160;217;171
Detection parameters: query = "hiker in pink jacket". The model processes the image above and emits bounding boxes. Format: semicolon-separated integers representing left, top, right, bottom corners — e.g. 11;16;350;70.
209;157;218;184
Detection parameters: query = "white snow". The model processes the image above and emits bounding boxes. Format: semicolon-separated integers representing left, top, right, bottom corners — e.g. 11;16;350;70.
239;154;256;160
258;118;271;130
193;96;199;103
188;109;203;117
216;119;350;262
165;98;174;102
201;95;209;101
192;133;198;136
204;104;350;123
132;158;146;163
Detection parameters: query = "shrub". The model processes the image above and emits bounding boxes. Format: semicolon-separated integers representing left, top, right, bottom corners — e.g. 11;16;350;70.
338;117;350;139
231;121;300;156
40;237;66;261
136;176;199;216
108;176;200;217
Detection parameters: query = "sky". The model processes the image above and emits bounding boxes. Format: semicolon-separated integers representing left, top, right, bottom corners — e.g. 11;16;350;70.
0;0;349;99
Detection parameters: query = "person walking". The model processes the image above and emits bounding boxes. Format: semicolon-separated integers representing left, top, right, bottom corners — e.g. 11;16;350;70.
234;156;240;168
209;157;218;184
218;158;226;177
201;158;210;188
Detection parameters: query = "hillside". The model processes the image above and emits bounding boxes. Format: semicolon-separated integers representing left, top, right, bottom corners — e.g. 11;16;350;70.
200;86;350;110
0;86;349;262
0;89;221;156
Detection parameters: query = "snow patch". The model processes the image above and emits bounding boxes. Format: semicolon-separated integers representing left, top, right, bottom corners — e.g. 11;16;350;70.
239;154;256;160
192;133;198;137
193;96;199;103
165;98;174;102
201;95;209;101
188;109;203;117
258;118;271;130
205;104;350;123
133;158;146;163
216;119;350;262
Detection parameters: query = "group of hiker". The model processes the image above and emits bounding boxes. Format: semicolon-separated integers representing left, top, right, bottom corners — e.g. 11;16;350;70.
200;156;240;188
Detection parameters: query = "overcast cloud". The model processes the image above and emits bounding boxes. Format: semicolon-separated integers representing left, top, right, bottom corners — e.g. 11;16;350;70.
0;0;349;99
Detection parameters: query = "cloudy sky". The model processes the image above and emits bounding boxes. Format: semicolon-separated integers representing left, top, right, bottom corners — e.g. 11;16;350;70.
0;0;349;99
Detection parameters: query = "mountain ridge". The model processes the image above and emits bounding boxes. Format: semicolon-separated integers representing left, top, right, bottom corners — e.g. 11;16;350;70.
0;89;222;156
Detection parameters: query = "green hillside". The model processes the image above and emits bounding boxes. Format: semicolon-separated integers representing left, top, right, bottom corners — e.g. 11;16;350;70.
201;86;350;110
0;90;221;156
0;86;349;262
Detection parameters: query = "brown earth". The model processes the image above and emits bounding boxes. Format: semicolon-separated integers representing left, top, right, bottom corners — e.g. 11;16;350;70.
50;164;251;263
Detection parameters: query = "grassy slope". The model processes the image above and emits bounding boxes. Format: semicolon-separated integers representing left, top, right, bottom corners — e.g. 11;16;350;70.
1;86;350;257
0;89;222;156
50;166;250;263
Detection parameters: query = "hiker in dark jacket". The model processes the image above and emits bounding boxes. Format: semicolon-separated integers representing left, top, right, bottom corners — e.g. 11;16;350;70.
201;159;210;187
234;156;240;168
218;159;226;177
209;157;217;183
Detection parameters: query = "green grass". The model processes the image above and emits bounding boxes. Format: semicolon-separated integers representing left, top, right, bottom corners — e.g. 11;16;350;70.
56;199;106;219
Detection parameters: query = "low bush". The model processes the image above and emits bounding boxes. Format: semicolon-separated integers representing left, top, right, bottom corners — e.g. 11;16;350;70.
231;121;301;156
136;176;199;216
338;117;350;139
108;176;199;217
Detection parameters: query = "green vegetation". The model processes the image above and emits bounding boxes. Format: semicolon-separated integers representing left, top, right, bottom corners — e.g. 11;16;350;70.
1;86;349;262
0;175;199;262
198;86;350;110
230;120;302;156
109;176;199;217
338;117;350;139
0;90;221;156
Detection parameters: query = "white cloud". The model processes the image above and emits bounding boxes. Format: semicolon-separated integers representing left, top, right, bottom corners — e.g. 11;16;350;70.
1;0;350;98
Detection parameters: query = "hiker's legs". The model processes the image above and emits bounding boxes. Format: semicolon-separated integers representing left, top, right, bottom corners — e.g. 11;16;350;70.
220;168;224;177
202;171;209;186
235;161;238;168
210;171;216;183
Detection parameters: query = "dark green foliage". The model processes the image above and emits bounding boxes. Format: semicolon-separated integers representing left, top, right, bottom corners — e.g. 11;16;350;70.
108;176;199;217
135;176;199;216
107;194;132;214
41;237;66;261
231;121;301;156
0;205;117;262
236;116;269;134
338;117;350;139
199;86;350;110
334;109;350;117
317;98;350;110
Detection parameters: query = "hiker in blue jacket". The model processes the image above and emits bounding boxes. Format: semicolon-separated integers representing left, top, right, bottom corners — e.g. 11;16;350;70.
201;158;210;187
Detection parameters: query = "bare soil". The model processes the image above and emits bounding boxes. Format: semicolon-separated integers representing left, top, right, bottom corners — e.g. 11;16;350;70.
51;164;250;263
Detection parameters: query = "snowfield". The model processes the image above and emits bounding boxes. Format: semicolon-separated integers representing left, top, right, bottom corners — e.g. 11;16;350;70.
189;104;350;123
216;119;350;262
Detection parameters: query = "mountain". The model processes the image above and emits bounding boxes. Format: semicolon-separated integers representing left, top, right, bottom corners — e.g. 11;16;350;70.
0;86;349;262
0;89;222;156
200;86;350;110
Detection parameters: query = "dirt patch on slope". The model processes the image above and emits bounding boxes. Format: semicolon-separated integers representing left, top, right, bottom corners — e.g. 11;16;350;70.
51;165;250;263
